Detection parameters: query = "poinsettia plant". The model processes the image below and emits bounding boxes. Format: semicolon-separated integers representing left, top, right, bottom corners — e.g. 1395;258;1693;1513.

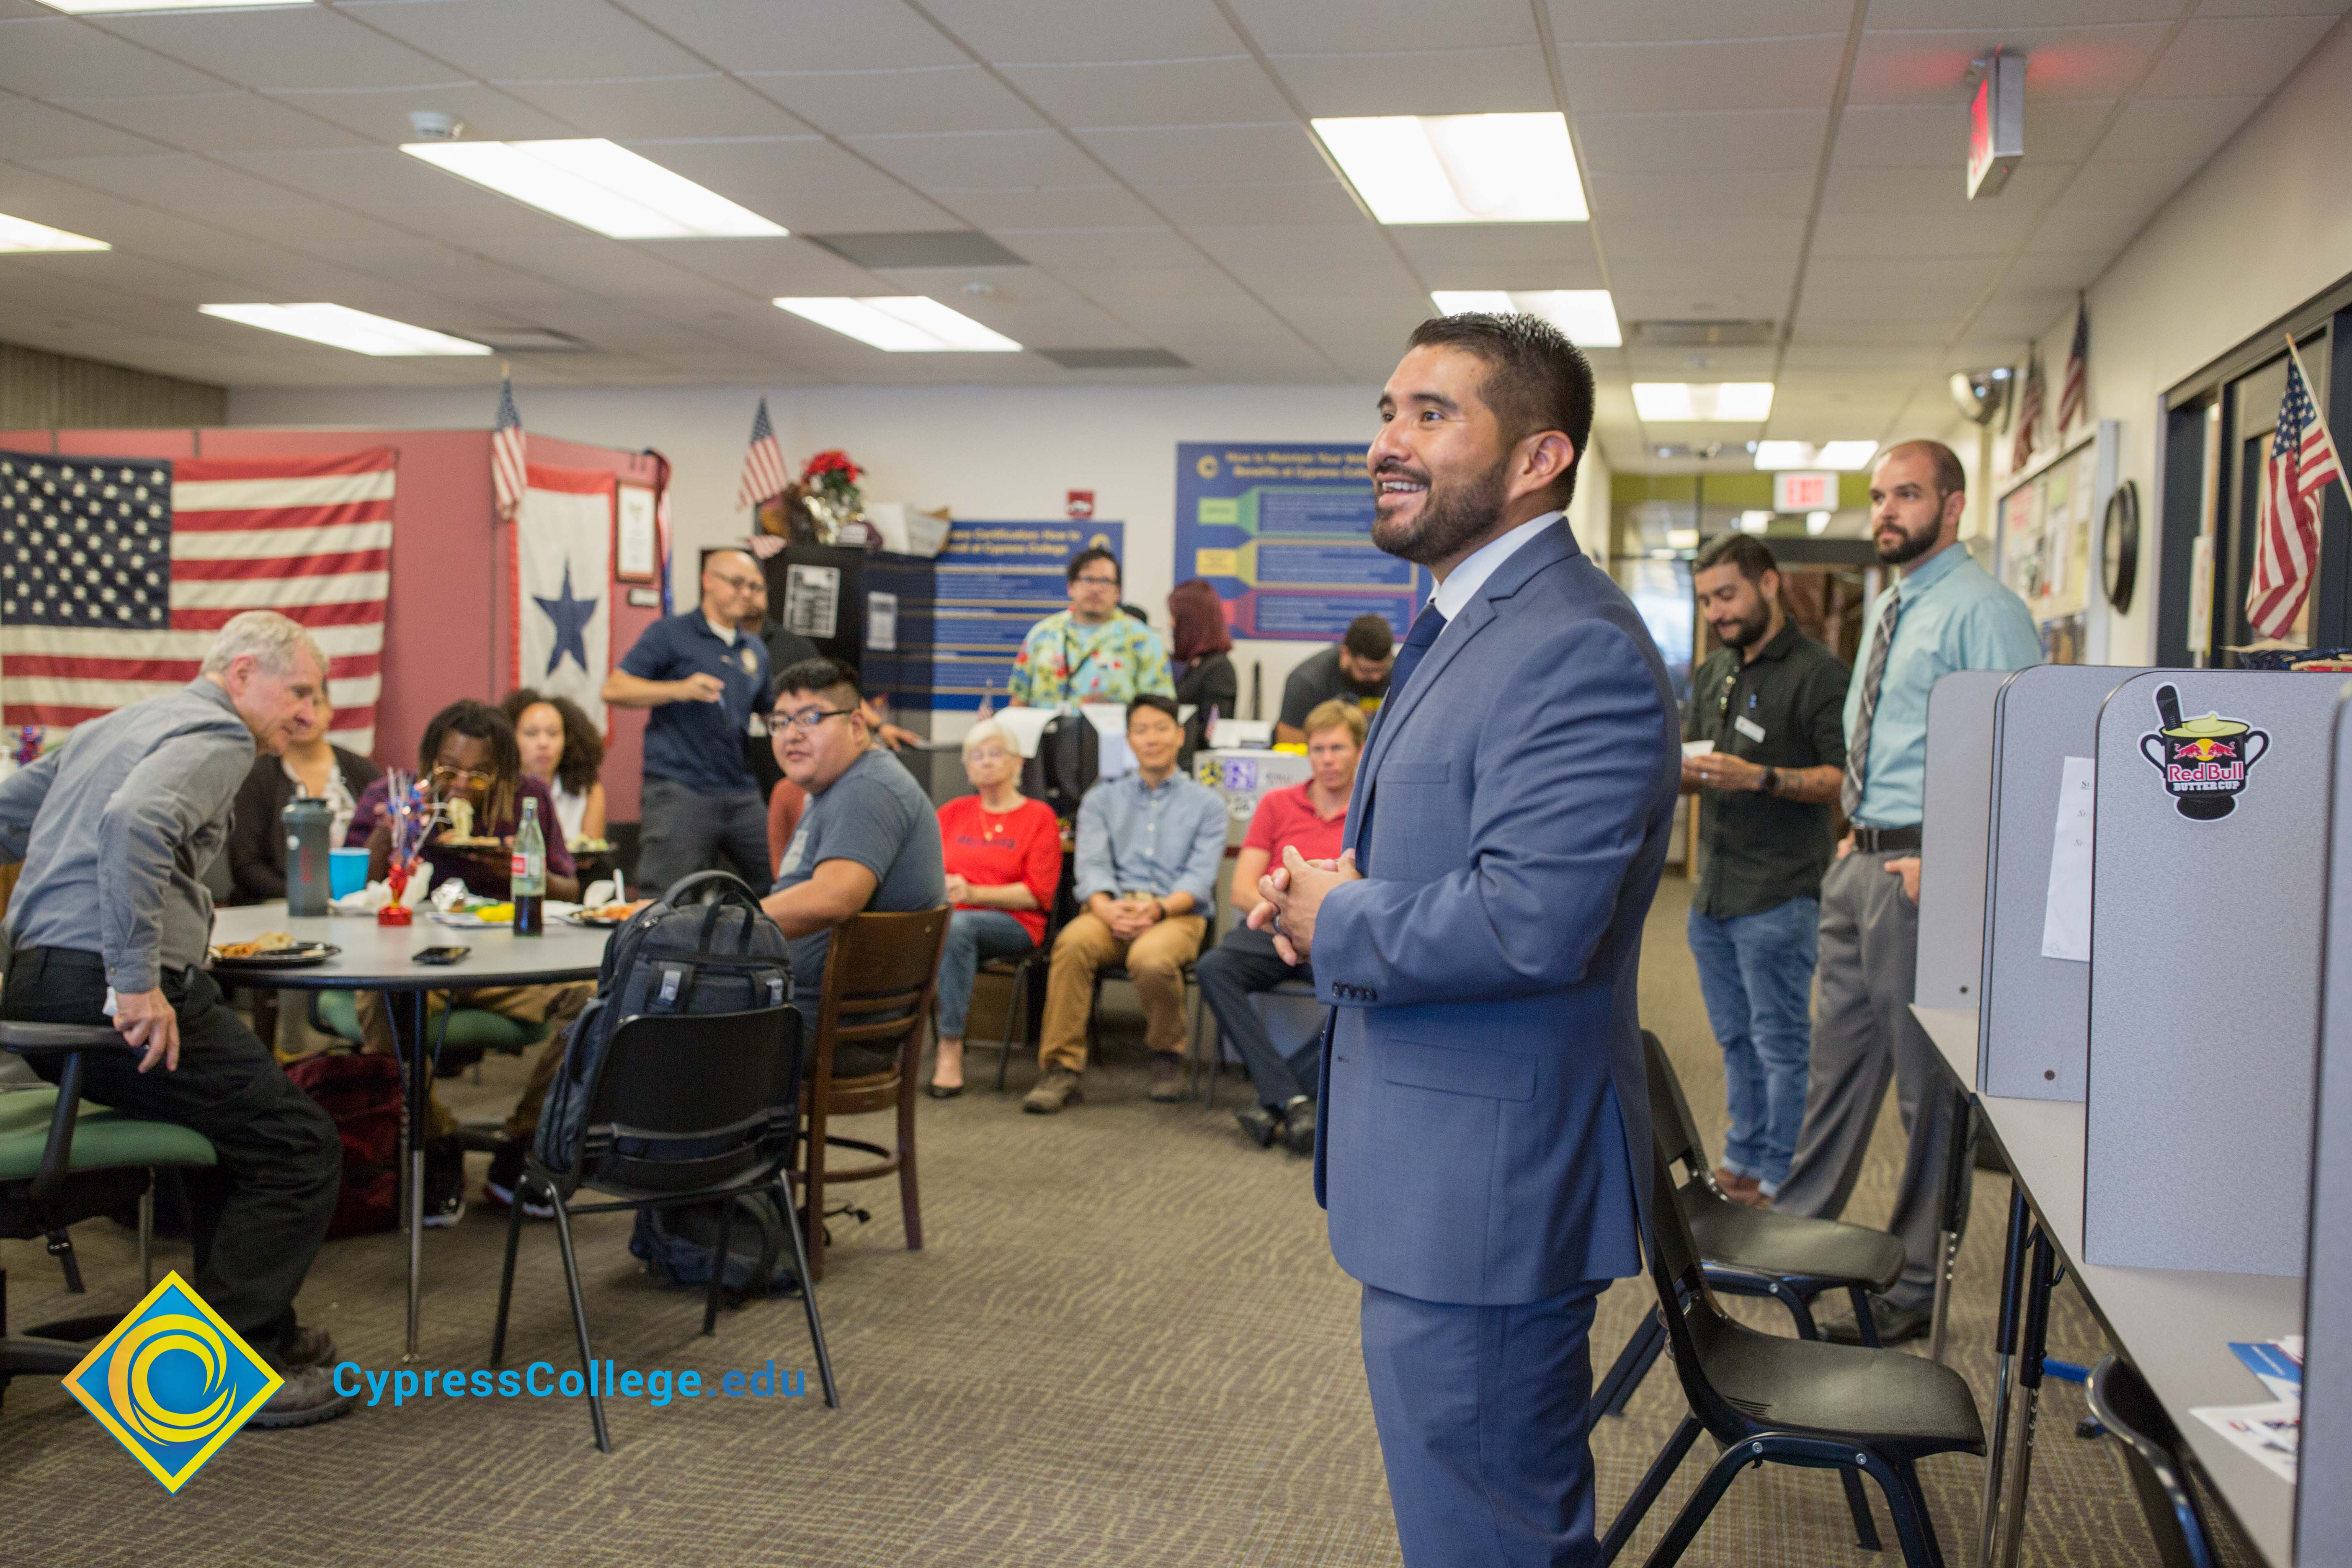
801;449;863;501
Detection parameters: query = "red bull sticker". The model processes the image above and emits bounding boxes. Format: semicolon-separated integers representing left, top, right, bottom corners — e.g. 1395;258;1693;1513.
2139;683;2269;821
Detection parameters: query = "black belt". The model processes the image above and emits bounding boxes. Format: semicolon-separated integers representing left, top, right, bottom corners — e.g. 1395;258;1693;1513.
1851;825;1922;853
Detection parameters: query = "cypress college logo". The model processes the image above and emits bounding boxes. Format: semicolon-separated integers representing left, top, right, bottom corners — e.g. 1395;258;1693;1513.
63;1271;281;1492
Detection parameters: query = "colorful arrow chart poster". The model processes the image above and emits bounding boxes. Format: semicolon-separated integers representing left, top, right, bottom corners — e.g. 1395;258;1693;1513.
1174;442;1427;642
923;520;1125;712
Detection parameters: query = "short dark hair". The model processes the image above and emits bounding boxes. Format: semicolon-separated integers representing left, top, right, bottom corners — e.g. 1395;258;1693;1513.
500;686;605;796
418;699;521;831
1342;613;1394;662
1693;533;1779;584
1885;439;1967;497
1405;312;1596;508
1067;546;1120;586
1127;693;1180;731
774;655;863;705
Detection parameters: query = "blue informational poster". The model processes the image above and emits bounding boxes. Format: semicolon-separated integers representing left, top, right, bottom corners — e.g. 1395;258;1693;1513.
921;520;1124;712
1173;441;1427;641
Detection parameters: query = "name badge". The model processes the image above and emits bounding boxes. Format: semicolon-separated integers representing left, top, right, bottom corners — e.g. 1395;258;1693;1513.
1733;715;1768;744
740;648;758;674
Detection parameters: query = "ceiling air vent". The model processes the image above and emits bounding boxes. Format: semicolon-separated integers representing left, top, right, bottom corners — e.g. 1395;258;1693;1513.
1036;348;1191;370
1630;319;1776;348
808;231;1029;270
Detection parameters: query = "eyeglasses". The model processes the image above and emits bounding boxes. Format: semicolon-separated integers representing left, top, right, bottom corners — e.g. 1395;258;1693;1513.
430;765;494;787
1071;574;1120;589
710;573;764;594
964;746;1011;765
775;707;857;733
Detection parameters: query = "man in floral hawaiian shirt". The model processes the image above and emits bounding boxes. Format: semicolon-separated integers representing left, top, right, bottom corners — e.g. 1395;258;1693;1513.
1006;547;1176;709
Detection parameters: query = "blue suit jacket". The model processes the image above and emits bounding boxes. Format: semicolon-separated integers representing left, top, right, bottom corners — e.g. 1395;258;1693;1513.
1312;519;1679;1306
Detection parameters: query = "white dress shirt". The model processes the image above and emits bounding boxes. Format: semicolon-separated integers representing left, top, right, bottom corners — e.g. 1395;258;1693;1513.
1430;510;1564;621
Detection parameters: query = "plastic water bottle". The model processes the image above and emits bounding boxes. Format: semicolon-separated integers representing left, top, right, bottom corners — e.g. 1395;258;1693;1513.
511;797;546;936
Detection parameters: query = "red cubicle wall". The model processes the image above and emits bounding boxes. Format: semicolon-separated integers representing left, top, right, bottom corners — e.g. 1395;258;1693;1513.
0;425;665;822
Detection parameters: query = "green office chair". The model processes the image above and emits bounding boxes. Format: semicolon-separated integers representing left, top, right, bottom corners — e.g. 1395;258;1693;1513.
0;1021;217;1403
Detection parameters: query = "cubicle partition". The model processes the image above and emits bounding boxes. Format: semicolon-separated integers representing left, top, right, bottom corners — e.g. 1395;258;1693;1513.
2084;670;2344;1276
2300;682;2352;1561
1978;665;2136;1101
1915;670;2006;1014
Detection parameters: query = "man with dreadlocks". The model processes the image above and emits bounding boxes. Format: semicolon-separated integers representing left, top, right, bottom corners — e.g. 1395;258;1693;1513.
347;699;593;1226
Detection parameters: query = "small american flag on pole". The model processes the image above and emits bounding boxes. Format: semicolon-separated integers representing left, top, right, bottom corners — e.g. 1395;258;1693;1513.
737;396;788;512
491;372;527;523
0;448;395;750
2011;348;2045;472
2057;300;2088;434
2245;342;2348;641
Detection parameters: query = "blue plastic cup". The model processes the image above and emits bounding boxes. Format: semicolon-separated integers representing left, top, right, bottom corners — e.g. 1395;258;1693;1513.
329;846;369;900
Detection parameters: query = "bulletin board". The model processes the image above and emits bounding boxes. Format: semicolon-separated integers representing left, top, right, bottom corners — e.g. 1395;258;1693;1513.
1173;441;1427;641
1995;420;2118;665
922;520;1125;712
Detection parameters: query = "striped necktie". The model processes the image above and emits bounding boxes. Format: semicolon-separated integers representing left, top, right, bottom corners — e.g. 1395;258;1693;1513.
1841;592;1904;820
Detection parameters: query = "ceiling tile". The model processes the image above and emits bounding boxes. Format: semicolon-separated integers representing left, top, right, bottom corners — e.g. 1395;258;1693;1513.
1555;37;1848;114
260;82;576;143
1831;98;2114;168
1543;0;1860;45
1601;214;1808;261
1388;222;1597;273
22;151;312;218
610;0;966;71
2101;93;2265;165
0;94;171;160
92;7;460;94
993;227;1200;269
2137;13;2341;97
496;76;812;140
1223;0;1534;54
844;129;1105;190
1072;123;1329;186
1846;25;2170;107
1135;180;1363;227
1863;0;2185;26
339;0;706;83
2059;154;2201;212
0;18;226;98
2023;202;2152;255
911;0;1244;65
51;91;371;155
1810;207;2036;257
1578;109;1828;174
930;185;1161;229
1263;47;1557;117
747;66;1046;136
999;58;1295;127
1819;158;2076;214
653;235;884;296
1590;167;1817;219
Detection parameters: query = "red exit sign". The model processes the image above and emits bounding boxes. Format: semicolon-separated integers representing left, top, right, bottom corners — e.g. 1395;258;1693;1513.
1774;471;1837;513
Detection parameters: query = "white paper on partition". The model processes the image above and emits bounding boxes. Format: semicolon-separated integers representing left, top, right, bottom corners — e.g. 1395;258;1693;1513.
2192;1401;2300;1483
1080;702;1137;781
2040;754;2096;963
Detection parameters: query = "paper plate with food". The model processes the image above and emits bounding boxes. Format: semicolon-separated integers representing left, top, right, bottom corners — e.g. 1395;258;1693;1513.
563;899;650;928
431;900;515;927
209;931;340;968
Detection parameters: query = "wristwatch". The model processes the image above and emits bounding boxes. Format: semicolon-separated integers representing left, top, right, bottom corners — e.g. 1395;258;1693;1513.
1760;767;1781;797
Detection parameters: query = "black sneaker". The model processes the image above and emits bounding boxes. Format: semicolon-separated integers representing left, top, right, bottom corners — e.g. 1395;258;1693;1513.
482;1138;554;1221
249;1363;353;1429
273;1323;337;1370
1280;1096;1317;1156
421;1135;466;1228
1233;1103;1280;1148
1826;1294;1933;1346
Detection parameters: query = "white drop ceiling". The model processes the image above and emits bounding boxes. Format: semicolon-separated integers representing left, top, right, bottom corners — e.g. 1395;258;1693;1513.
0;0;2342;470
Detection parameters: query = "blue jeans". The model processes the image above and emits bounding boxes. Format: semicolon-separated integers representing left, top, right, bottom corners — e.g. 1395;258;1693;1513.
1686;895;1819;1194
934;908;1038;1038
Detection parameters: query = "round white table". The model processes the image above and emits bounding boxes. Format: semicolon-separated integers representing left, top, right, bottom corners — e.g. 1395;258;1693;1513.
208;901;613;1359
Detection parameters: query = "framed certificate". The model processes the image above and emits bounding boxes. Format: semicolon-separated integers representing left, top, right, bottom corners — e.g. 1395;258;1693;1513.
615;483;658;582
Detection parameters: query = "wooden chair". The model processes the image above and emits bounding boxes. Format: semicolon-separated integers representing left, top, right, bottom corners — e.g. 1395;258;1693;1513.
795;906;951;1281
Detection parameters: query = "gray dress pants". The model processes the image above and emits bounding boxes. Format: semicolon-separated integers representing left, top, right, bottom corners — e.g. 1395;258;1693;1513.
635;777;774;896
1773;846;1969;1309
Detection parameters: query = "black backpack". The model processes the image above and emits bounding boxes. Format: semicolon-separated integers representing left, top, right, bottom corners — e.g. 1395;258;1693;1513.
532;870;796;1178
1025;710;1099;820
628;1189;802;1301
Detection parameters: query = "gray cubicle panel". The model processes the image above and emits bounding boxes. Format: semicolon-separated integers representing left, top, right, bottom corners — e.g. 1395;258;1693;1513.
1915;670;2007;1016
1978;664;2140;1102
2085;670;2344;1276
2301;682;2352;1561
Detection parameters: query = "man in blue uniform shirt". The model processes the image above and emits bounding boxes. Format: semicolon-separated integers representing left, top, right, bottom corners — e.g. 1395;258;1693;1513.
1254;314;1679;1566
602;547;775;894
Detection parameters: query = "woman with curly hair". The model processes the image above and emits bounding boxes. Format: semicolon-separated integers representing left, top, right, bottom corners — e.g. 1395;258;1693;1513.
501;687;608;848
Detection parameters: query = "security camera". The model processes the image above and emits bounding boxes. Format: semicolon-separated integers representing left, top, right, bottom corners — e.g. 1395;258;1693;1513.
407;110;463;141
1949;367;2012;426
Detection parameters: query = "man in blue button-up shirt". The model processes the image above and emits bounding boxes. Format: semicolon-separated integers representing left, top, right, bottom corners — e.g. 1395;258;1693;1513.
1777;439;2041;1347
1026;695;1227;1113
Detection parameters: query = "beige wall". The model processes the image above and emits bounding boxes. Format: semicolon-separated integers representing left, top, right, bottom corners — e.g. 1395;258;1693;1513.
0;339;224;430
2009;15;2352;665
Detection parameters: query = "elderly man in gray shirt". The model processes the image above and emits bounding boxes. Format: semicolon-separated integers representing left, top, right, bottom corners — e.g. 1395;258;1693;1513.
0;610;349;1427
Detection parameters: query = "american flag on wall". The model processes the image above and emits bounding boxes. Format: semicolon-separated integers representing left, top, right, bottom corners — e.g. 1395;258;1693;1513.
2245;351;2346;640
2011;348;2045;472
491;374;526;524
0;448;396;751
2057;300;2089;434
737;395;788;512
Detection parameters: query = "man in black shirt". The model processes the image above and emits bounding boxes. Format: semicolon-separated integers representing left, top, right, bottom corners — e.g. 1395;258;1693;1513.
1682;533;1849;1207
1274;612;1396;744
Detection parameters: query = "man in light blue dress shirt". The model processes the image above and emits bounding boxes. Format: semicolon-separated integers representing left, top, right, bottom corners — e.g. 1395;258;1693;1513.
1776;439;2042;1345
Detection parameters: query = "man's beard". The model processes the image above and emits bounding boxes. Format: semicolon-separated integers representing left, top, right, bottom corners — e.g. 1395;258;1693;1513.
1875;513;1942;566
1716;601;1771;650
1370;453;1509;567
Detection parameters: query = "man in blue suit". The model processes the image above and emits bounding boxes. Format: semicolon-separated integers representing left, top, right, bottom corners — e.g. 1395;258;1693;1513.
1254;314;1680;1565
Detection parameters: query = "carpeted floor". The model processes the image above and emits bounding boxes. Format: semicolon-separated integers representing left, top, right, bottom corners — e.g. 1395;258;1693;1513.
1;878;2259;1566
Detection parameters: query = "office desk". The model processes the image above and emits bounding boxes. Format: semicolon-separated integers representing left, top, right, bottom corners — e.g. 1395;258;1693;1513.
1913;1005;2299;1567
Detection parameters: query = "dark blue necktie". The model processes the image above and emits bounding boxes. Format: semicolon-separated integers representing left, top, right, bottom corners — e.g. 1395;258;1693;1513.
1383;601;1448;709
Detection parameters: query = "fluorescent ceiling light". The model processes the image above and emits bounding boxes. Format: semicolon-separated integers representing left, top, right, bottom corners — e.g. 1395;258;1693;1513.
1431;289;1620;347
1313;113;1585;224
0;213;108;253
402;139;786;240
774;296;1021;353
1806;511;1833;536
200;304;490;357
34;0;307;9
1738;511;1773;534
1755;439;1877;470
1633;383;1775;422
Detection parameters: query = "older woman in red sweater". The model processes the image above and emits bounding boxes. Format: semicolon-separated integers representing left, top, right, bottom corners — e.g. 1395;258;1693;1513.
929;718;1062;1096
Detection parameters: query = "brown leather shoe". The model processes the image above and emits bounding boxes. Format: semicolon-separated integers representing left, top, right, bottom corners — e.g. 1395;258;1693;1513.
1146;1052;1184;1102
1023;1067;1083;1114
1713;1167;1763;1205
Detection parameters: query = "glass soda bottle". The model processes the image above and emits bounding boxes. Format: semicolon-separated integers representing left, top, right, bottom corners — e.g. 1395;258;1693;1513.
511;796;546;936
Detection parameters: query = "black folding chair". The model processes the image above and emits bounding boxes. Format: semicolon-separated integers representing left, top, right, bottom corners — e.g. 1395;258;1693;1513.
2085;1355;2222;1568
489;1006;835;1453
1601;1140;1984;1567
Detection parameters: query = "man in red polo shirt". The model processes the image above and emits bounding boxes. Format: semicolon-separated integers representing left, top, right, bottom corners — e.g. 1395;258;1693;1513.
1195;697;1364;1153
